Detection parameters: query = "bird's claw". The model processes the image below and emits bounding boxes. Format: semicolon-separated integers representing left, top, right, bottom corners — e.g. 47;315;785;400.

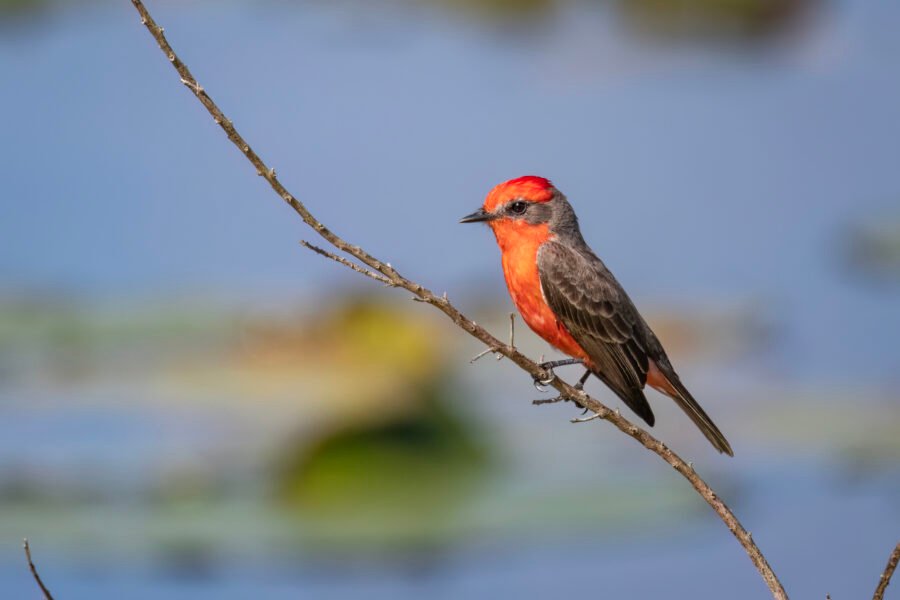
532;371;556;392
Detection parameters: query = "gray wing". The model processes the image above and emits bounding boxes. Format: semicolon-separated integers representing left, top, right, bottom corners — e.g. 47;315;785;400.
537;240;655;426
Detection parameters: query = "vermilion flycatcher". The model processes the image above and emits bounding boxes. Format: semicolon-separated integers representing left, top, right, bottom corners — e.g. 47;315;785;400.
461;176;733;456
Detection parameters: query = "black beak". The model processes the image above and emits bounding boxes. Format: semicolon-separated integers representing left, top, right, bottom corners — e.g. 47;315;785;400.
459;208;493;224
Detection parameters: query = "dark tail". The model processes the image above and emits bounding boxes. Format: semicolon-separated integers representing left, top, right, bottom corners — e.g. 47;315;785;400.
669;381;734;456
649;364;734;456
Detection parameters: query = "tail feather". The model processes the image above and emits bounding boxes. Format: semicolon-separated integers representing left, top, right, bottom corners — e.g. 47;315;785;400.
669;383;734;456
648;362;734;456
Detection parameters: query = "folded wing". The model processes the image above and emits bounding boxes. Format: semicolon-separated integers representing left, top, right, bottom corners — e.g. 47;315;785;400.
537;240;655;426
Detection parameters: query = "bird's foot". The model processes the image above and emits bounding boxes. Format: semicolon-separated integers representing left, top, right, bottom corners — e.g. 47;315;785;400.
532;372;556;392
568;396;588;413
532;358;583;391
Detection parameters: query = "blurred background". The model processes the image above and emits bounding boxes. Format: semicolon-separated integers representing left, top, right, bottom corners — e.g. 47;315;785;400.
1;0;899;598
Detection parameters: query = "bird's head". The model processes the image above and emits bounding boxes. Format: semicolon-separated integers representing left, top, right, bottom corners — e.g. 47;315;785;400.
460;176;578;247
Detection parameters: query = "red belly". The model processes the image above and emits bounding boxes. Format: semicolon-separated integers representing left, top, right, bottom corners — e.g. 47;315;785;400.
499;233;591;365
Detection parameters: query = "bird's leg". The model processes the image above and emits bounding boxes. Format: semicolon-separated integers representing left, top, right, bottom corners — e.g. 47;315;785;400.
532;358;584;390
574;369;591;390
538;358;583;371
567;369;592;412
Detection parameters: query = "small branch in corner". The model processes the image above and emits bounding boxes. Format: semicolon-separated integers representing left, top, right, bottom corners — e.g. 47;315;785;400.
23;539;54;600
873;541;900;600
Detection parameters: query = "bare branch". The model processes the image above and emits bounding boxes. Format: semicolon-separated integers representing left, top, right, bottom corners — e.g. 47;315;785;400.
571;412;602;424
469;312;516;363
469;345;497;364
300;241;393;285
23;539;54;600
128;2;787;598
532;396;564;406
874;541;900;600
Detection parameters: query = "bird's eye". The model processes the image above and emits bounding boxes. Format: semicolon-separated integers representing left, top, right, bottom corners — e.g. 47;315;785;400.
508;201;528;215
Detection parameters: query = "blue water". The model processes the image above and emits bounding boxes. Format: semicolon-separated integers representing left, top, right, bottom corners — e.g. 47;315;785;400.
2;461;897;599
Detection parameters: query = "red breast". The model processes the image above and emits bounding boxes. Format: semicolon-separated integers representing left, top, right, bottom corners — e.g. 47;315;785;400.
482;177;592;364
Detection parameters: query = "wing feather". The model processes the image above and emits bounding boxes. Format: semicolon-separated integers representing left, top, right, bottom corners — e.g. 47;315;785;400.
537;241;655;426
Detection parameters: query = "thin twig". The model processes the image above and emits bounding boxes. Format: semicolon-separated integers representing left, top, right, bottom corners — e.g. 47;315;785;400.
571;412;602;423
874;542;900;600
23;539;54;600
469;345;496;363
533;396;564;406
128;3;787;598
300;241;393;285
470;312;516;363
505;312;515;359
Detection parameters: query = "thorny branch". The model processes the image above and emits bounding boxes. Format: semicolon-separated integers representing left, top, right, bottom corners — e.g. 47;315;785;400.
23;539;54;600
128;1;788;598
873;541;900;600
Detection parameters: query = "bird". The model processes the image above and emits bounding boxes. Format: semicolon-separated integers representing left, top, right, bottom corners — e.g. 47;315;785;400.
460;175;733;456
